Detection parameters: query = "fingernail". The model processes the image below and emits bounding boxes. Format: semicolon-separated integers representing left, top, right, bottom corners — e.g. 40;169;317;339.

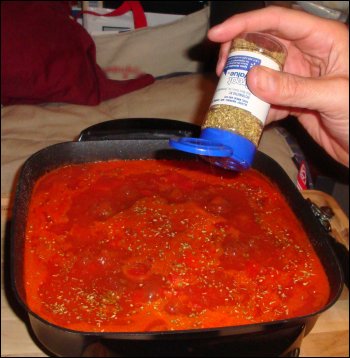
218;51;222;64
254;67;277;92
208;25;220;35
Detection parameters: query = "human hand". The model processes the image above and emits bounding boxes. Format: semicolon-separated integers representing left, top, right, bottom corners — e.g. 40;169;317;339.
208;6;349;167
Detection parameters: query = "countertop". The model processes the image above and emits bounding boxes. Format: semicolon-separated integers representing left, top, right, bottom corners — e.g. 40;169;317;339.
1;192;349;357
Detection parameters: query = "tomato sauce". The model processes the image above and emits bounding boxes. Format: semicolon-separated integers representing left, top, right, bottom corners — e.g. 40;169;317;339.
24;159;330;332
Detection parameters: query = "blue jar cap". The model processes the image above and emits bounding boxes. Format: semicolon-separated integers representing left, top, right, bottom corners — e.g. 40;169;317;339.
169;128;256;171
169;137;233;157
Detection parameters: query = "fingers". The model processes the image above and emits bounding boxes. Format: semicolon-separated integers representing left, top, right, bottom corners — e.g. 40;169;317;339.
208;6;319;76
245;66;345;112
216;42;231;76
208;6;323;44
249;65;349;166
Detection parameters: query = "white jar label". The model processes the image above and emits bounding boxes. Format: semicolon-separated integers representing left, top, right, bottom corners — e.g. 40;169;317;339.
211;50;281;124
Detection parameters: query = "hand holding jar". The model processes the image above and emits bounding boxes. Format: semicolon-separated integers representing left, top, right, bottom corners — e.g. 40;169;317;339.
208;6;349;168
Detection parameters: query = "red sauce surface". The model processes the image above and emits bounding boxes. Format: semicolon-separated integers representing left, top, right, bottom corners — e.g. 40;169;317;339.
24;159;330;332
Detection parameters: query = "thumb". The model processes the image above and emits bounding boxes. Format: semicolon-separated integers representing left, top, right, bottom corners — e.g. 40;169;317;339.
246;66;329;111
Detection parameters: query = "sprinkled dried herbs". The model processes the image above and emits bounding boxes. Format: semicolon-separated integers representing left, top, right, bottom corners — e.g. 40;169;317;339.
24;159;329;333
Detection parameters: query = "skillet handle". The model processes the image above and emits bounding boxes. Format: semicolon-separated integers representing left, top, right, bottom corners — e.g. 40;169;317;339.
77;118;201;141
301;189;349;288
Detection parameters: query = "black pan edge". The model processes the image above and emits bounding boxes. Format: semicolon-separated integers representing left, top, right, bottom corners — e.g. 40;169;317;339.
10;140;344;345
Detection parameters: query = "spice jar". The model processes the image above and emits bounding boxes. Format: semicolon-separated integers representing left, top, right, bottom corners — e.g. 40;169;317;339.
170;32;287;171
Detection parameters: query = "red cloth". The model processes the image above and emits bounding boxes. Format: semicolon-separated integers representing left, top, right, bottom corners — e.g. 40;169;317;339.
1;1;154;106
